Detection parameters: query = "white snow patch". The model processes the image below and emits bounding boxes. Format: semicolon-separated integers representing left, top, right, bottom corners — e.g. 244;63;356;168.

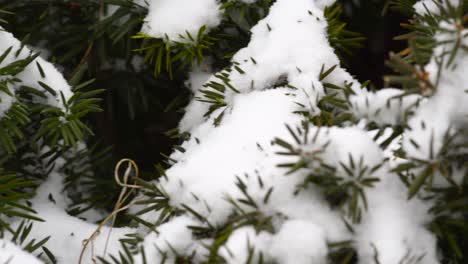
0;239;43;264
141;0;222;42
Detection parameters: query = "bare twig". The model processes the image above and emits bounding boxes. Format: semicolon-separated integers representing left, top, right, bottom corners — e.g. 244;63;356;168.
78;158;141;264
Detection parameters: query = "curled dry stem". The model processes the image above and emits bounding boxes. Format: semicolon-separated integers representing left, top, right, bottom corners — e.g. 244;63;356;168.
79;158;142;264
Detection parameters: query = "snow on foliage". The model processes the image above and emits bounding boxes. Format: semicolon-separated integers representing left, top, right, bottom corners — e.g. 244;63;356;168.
401;21;468;162
141;0;222;42
2;0;467;263
0;239;43;264
413;0;460;15
350;88;421;126
0;30;132;263
135;0;454;262
0;28;73;114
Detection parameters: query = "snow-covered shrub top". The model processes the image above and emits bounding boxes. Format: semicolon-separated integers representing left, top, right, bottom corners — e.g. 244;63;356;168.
1;0;467;263
132;0;465;263
141;0;223;42
0;239;43;264
0;28;73;116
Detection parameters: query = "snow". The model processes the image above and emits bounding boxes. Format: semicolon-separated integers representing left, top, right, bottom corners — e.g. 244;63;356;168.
167;89;307;222
186;62;213;94
9;205;134;264
137;0;361;260
413;0;460;15
167;0;363;229
3;0;467;262
268;220;328;264
139;0;272;44
141;0;222;42
179;0;361;131
131;0;446;263
0;91;15;119
219;221;329;263
0;28;73;114
402;22;468;161
354;2;467;262
3;146;135;264
133;0;149;7
219;227;271;263
0;30;137;262
0;239;43;264
356;184;438;263
350;88;421;126
134;215;202;263
314;0;337;10
137;0;437;262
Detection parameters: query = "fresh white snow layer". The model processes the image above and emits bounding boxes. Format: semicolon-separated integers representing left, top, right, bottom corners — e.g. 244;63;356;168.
141;0;222;42
413;0;460;15
136;0;443;263
4;0;467;263
0;28;73;114
0;239;43;264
